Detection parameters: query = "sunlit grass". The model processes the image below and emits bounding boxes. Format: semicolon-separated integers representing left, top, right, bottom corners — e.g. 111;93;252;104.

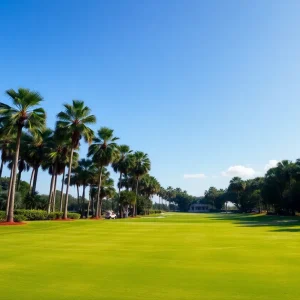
0;213;299;299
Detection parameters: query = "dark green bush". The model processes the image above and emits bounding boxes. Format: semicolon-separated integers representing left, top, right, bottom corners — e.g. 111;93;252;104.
14;214;27;222
0;211;6;221
68;212;80;219
141;209;162;215
0;210;79;221
15;209;48;220
48;212;63;220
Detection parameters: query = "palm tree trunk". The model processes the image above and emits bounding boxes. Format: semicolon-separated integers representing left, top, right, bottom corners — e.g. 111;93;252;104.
91;194;94;217
31;166;39;196
59;167;65;213
7;126;22;222
0;159;4;178
63;148;74;219
134;178;139;217
87;191;90;219
77;184;80;213
99;198;103;217
29;168;35;193
47;171;55;214
16;171;22;191
51;173;58;212
6;165;14;216
118;172;122;218
81;185;86;218
96;166;103;218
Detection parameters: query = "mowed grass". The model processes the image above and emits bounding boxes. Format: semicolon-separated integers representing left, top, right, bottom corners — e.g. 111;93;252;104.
1;213;300;300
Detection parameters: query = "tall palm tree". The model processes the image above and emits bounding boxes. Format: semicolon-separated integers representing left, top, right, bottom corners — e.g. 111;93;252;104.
67;168;82;212
56;100;96;219
99;177;116;212
0;88;46;222
131;151;151;216
88;127;119;218
88;166;110;217
112;144;132;216
165;186;175;211
0;127;15;179
25;128;53;195
139;175;160;214
16;157;30;191
46;130;76;213
74;158;95;217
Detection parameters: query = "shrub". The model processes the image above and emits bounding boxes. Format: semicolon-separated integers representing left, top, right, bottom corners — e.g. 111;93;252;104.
47;212;63;220
0;211;6;221
0;210;79;221
15;209;48;220
14;214;27;222
141;209;162;215
68;212;80;219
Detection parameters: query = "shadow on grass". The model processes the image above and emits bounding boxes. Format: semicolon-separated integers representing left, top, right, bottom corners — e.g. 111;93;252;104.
207;213;300;232
270;228;300;233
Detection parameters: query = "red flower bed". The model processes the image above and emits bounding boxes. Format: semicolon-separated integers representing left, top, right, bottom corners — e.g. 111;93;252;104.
0;222;27;226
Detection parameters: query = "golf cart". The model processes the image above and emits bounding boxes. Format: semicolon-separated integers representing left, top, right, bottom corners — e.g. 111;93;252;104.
105;210;117;219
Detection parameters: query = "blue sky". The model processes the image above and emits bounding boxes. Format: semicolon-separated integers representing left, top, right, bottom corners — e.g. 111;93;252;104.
1;0;300;197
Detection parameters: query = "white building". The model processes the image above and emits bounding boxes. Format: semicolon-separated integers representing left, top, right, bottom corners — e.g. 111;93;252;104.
189;203;212;213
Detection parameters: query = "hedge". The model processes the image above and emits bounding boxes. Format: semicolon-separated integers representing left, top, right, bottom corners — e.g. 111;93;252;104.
140;209;162;215
15;209;48;220
68;212;80;219
0;210;80;221
0;211;5;221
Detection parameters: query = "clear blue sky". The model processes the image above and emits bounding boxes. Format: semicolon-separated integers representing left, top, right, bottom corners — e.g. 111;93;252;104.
1;0;300;197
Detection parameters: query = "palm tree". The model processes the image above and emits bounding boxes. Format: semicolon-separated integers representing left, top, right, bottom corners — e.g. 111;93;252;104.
99;177;116;212
88;166;110;217
88;127;119;218
165;186;175;211
139;175;160;214
25;128;53;195
47;130;77;213
0;88;46;222
56;100;96;219
131;151;151;216
74;158;95;217
67;169;82;212
112;144;132;216
0;127;15;179
16;157;30;191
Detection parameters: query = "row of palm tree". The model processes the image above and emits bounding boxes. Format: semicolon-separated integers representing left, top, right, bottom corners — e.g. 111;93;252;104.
0;88;157;223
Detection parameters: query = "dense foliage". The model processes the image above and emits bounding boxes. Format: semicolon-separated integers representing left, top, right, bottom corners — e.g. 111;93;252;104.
200;160;300;215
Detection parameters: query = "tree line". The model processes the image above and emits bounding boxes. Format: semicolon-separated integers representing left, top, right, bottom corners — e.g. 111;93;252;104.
202;160;300;215
0;88;162;222
153;160;300;215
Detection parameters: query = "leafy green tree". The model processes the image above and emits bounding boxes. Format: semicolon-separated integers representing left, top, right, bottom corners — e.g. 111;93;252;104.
119;190;136;218
228;177;246;210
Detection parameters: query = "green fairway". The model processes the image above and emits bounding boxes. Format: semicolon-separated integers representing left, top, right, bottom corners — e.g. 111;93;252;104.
1;213;300;300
